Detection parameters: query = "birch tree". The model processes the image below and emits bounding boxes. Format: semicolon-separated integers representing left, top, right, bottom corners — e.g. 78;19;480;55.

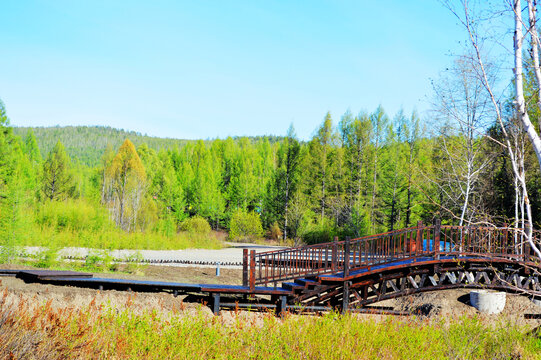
444;0;541;257
432;56;492;227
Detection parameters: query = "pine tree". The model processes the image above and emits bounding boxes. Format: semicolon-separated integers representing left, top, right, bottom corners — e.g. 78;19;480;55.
0;100;15;196
369;106;389;232
306;112;334;221
41;141;75;201
192;140;225;228
24;130;41;165
266;125;301;240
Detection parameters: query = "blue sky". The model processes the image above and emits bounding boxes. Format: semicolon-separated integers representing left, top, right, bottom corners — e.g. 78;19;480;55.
0;1;467;140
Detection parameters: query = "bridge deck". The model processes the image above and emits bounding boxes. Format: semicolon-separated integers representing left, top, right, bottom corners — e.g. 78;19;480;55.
319;255;491;281
5;269;292;296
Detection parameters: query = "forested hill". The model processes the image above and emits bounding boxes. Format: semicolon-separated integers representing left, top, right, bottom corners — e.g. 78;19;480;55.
12;126;191;166
12;126;283;166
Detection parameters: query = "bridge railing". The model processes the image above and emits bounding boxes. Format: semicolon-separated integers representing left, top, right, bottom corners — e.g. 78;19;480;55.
440;225;539;262
250;222;434;286
245;221;540;288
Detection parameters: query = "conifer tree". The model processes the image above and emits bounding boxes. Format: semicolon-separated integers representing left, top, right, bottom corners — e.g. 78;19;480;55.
41;141;75;201
369;106;389;232
192;140;225;228
24;130;41;165
306;112;334;221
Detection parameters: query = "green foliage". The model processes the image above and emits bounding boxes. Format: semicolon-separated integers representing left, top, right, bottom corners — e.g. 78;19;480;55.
84;250;116;272
6;95;541;249
35;199;113;232
35;247;59;268
268;221;283;240
24;129;41;165
179;216;211;234
229;209;264;241
15;222;223;250
301;216;337;245
41;141;76;201
106;139;147;231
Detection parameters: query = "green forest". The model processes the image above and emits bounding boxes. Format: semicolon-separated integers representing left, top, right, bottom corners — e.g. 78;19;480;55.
1;87;540;252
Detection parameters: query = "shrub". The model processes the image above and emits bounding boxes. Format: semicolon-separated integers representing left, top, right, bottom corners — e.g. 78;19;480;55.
301;217;336;245
229;209;263;241
268;222;283;240
36;199;113;232
179;216;211;234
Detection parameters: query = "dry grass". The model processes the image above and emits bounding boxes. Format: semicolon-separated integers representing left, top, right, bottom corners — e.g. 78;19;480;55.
0;288;539;360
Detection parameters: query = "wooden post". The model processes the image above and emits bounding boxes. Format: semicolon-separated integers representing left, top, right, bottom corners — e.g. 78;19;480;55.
344;237;350;278
276;295;287;317
434;218;441;260
332;236;338;272
242;249;249;287
503;223;508;255
211;293;220;315
249;250;256;292
342;281;351;314
415;220;423;257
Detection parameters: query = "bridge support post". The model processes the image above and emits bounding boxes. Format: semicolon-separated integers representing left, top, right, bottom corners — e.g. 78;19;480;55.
342;281;351;314
434;218;441;260
211;293;220;315
341;237;351;313
249;250;256;292
276;295;287;317
242;249;249;287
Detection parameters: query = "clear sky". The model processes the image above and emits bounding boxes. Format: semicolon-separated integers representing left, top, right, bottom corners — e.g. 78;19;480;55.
0;1;467;140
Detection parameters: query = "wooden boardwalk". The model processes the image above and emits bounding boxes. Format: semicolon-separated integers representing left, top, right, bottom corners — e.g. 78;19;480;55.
6;220;541;315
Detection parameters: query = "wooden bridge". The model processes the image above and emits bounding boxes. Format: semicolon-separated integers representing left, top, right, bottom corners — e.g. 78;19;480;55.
6;220;541;315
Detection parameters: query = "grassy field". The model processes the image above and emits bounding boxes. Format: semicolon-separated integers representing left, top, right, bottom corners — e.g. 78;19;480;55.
11;225;224;251
0;293;539;360
2;199;224;256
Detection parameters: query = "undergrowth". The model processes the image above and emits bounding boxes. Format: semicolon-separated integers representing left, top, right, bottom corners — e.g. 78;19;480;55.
0;291;539;359
15;225;224;250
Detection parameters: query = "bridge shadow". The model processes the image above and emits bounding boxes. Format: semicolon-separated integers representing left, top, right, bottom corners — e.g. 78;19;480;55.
457;293;471;306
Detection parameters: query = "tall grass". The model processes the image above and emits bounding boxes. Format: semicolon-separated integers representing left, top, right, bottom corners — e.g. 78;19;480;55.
19;225;223;250
0;292;539;359
11;199;223;250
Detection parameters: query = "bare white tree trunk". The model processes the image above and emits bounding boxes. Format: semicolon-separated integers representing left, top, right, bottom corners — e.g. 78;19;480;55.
444;0;541;258
528;0;541;131
514;0;541;257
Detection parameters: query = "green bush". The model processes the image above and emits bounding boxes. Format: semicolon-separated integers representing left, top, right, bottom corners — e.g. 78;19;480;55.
229;209;263;241
179;216;211;234
35;248;59;268
268;222;283;240
301;217;336;245
36;199;113;232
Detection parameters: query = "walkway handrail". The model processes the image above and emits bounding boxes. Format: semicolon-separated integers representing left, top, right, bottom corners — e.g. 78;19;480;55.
251;222;433;286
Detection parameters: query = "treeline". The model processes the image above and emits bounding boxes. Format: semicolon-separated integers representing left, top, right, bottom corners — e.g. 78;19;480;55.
12;126;284;167
2;99;541;247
